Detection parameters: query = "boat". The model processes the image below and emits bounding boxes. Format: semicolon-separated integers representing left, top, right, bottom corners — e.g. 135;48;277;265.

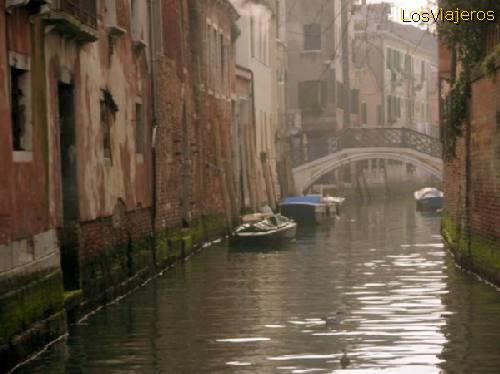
233;213;297;241
279;194;345;224
414;187;443;210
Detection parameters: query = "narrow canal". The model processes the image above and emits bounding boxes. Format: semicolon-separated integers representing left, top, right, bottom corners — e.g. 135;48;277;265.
18;198;500;373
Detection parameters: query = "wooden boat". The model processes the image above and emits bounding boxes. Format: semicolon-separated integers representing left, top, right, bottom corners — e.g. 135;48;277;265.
234;213;297;241
414;187;443;210
279;195;345;224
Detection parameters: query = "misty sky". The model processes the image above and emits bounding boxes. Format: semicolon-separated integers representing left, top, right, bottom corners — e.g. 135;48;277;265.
368;0;435;21
369;0;431;9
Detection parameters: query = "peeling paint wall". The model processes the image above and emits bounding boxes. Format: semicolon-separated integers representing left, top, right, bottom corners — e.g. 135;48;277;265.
44;1;153;226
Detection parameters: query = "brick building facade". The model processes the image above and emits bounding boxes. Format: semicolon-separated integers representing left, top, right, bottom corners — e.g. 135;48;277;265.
0;0;240;369
440;28;500;285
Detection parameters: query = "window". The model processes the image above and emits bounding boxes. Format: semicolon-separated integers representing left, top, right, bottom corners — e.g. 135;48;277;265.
220;34;225;92
207;24;211;88
421;60;426;81
404;54;413;74
131;0;142;41
387;95;400;121
329;68;336;103
250;16;255;58
298;80;327;111
135;102;144;155
100;90;118;160
361;102;367;124
303;24;321;51
150;0;163;55
387;48;400;71
10;65;32;152
105;0;117;26
387;96;391;121
395;50;401;70
210;27;217;89
351;89;359;114
336;82;344;109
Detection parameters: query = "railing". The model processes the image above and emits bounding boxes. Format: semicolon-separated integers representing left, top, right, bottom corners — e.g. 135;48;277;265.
291;128;442;167
54;0;97;28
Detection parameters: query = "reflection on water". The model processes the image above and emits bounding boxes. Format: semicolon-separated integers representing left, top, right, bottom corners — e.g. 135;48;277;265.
16;198;500;373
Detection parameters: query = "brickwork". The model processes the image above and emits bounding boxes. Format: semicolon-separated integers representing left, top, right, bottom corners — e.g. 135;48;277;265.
0;0;239;368
440;36;500;285
154;0;238;232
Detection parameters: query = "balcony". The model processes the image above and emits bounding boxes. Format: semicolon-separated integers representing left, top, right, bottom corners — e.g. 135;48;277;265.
43;0;98;43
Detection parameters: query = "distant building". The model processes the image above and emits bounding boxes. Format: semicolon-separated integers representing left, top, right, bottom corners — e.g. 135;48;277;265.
231;0;282;209
348;2;440;191
352;2;438;135
284;0;357;167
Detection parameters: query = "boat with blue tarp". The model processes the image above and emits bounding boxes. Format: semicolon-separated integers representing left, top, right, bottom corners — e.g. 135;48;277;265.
279;195;345;224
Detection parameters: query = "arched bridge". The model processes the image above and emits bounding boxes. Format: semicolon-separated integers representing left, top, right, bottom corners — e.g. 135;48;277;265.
292;128;443;194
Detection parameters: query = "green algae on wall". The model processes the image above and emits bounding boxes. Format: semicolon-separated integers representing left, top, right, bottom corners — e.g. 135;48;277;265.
0;270;64;347
442;213;500;286
155;213;228;267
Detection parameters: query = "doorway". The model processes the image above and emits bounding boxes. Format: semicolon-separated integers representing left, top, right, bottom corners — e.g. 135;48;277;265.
58;82;80;290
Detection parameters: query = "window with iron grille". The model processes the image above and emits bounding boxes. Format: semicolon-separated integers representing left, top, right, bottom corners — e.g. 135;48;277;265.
10;66;32;151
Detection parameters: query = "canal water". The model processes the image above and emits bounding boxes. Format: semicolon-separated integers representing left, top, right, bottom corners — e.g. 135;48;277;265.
17;198;500;373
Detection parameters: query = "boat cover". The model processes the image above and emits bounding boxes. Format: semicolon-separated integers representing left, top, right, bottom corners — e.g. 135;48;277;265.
280;195;322;205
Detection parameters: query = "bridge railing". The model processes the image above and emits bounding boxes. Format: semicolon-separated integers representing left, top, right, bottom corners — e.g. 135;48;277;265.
291;127;442;167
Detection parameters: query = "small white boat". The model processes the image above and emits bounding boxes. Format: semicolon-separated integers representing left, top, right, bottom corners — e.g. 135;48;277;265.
234;214;297;241
414;188;443;210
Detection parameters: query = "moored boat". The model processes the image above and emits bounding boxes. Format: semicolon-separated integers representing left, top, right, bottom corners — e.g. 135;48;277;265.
233;213;297;241
279;195;345;224
414;187;443;211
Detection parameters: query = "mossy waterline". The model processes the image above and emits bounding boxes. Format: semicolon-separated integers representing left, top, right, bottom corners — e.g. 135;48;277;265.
442;213;500;286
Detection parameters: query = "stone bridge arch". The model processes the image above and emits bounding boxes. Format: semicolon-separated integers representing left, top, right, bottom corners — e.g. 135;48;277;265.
292;148;443;194
290;128;443;194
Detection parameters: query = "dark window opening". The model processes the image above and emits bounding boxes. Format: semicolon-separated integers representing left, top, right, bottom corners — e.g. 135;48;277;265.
10;66;31;151
135;102;144;154
351;89;359;114
336;82;344;109
100;89;118;160
329;68;336;103
303;23;321;51
405;54;413;74
298;80;327;112
361;102;367;124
